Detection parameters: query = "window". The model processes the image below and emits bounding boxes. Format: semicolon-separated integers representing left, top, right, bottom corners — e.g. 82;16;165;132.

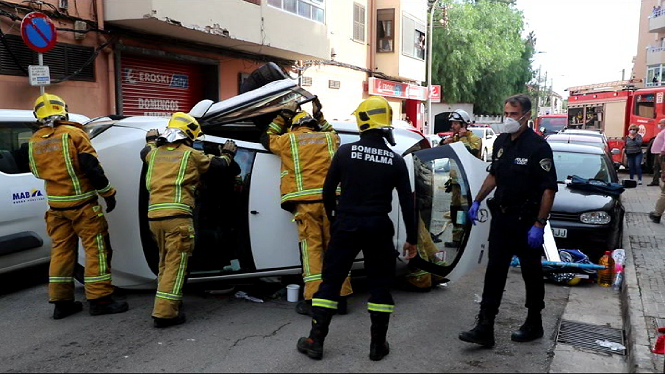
353;3;366;42
377;9;394;52
0;34;95;81
0;122;35;174
634;94;656;119
268;0;325;23
401;15;426;60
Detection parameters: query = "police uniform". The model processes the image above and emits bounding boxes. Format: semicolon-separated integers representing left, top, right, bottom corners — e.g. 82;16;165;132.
481;127;558;317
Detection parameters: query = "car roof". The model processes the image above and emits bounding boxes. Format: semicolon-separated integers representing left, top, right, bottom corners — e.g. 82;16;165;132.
538;114;567;118
549;142;606;155
546;134;603;143
0;109;90;123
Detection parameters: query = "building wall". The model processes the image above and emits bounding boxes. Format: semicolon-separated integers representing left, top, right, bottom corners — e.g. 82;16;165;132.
635;0;660;87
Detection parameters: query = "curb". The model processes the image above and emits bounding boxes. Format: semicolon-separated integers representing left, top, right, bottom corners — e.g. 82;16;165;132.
621;219;658;373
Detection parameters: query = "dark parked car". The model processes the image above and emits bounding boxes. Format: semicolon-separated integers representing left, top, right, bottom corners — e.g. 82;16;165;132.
548;142;636;262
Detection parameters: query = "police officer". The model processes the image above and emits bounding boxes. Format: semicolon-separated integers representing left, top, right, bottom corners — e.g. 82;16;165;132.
141;112;239;328
29;93;128;319
296;96;418;361
260;98;353;316
459;94;557;347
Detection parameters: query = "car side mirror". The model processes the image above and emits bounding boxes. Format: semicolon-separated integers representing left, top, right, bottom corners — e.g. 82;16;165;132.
622;179;638;188
611;148;620;155
486;134;492;139
539;127;546;133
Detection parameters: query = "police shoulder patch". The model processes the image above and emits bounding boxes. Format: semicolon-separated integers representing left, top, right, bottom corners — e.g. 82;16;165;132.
539;158;553;172
497;148;504;158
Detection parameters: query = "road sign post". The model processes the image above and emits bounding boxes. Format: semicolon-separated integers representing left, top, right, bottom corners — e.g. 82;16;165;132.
20;12;57;94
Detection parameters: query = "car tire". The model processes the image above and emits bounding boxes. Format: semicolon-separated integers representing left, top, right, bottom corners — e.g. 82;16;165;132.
239;62;288;94
74;263;85;285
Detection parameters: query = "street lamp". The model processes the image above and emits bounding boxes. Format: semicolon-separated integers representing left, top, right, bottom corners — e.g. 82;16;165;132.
426;1;444;135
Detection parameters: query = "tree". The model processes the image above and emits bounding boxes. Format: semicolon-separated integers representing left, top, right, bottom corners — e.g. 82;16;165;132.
430;0;535;114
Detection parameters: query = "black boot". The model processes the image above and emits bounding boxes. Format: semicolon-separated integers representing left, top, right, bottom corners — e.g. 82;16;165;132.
89;295;129;316
459;310;495;347
297;307;333;360
296;300;312;316
369;312;390;361
153;313;186;328
511;310;544;342
53;300;83;320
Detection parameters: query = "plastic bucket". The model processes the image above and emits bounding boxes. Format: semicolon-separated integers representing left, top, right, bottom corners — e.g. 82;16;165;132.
286;284;300;302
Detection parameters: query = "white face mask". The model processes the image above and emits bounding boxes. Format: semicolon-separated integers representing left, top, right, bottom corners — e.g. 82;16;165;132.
492;114;526;134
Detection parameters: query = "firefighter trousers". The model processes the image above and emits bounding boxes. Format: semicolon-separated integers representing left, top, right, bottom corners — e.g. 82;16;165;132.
313;214;395;314
404;215;445;289
46;201;113;302
149;217;195;319
294;203;352;300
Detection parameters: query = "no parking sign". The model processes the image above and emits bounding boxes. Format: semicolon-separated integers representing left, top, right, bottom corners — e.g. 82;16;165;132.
21;12;57;53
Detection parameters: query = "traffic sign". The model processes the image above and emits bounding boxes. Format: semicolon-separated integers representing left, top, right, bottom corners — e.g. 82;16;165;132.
28;65;50;86
21;12;57;53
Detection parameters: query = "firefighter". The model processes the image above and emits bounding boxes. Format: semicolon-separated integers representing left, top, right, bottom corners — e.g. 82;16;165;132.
260;98;353;316
140;112;239;328
28;93;128;319
440;109;482;158
296;96;418;361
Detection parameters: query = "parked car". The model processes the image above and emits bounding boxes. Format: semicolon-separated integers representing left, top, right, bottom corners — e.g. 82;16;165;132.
546;133;614;157
468;126;497;161
78;69;491;290
0;110;90;275
558;128;609;145
548;142;636;262
535;114;567;137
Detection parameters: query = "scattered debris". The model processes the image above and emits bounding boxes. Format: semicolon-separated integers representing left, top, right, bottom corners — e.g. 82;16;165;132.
235;291;264;303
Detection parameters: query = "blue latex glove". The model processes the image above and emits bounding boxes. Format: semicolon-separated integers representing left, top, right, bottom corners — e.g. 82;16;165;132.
527;225;545;248
467;201;480;225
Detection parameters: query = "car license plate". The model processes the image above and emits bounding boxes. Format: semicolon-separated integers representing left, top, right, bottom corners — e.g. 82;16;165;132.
552;228;567;238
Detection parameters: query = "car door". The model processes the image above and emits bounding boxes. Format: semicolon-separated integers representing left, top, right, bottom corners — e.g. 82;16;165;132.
0;120;50;274
409;141;491;282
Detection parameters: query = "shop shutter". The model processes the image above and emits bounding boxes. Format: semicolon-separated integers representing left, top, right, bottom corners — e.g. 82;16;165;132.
120;55;204;117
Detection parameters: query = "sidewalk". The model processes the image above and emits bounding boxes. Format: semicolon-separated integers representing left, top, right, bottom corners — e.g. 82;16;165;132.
622;177;665;373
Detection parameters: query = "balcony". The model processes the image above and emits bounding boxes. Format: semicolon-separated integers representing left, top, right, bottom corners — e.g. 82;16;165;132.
649;9;665;33
647;46;665;65
103;0;329;60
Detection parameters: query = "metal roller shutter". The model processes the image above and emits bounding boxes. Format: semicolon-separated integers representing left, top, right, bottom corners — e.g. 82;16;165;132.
120;55;205;117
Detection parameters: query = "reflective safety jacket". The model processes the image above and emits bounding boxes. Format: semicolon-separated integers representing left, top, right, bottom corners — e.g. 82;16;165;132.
260;116;339;210
456;131;482;159
141;141;239;219
28;121;116;209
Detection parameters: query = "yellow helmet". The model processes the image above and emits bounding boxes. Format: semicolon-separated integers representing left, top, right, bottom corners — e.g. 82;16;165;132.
291;111;317;128
33;93;68;121
353;96;393;133
166;112;202;141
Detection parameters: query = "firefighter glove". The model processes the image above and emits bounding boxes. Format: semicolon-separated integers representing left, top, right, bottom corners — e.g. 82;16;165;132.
220;140;237;158
312;97;323;120
467;201;480;225
279;101;299;122
527;225;545;248
146;129;160;142
104;194;116;213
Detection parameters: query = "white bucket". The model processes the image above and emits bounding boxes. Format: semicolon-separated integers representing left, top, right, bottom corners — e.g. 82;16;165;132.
286;284;300;302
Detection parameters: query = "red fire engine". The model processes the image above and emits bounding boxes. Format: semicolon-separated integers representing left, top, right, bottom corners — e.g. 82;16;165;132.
566;80;663;170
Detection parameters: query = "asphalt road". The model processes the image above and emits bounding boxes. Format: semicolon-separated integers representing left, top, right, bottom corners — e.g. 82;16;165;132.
0;264;570;373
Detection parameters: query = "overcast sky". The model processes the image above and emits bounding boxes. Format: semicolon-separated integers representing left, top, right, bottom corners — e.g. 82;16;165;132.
515;0;640;97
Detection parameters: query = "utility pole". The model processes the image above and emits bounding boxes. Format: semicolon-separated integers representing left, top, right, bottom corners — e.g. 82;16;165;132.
426;2;436;135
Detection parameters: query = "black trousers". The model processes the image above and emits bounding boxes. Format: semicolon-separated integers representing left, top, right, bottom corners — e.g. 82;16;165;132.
314;214;396;312
480;211;545;316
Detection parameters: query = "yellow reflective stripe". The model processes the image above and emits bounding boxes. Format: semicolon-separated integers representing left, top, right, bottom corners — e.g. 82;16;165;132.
148;203;192;213
312;298;338;310
320;121;331;131
84;273;112;283
146;149;158;191
368;303;394;313
97;184;113;194
49;276;74;283
300;239;311;275
280;188;323;203
28;141;39;178
48;190;97;202
174;151;191;204
289;133;303;191
61;134;82;195
173;252;188;295
268;122;282;133
304;274;322;282
324;132;335;158
156;291;183;301
96;233;107;275
280;170;288;178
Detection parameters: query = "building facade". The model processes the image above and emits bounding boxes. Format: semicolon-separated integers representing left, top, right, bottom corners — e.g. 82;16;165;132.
0;0;428;128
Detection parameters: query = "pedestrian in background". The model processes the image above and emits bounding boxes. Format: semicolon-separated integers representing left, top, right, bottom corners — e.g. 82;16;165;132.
625;124;644;185
141;112;239;328
649;126;665;224
29;93;128;319
459;94;557;348
296;96;417;361
648;119;665;186
260;98;353;316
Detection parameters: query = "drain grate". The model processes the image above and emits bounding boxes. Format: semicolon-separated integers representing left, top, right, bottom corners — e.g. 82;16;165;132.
556;320;626;355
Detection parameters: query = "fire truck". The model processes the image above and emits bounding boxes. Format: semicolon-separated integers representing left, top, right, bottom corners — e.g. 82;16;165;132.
566;80;664;171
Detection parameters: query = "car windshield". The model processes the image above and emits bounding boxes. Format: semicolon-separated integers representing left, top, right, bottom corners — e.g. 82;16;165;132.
469;128;483;137
540;117;566;132
553;151;612;183
548;139;604;149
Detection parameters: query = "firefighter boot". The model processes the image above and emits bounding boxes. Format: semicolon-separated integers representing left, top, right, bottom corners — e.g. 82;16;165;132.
369;312;391;361
511;309;544;342
297;307;333;360
89;295;129;316
53;300;83;320
459;310;495;347
154;313;186;328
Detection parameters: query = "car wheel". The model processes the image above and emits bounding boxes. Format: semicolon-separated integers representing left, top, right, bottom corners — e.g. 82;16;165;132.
74;263;85;285
239;62;288;94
